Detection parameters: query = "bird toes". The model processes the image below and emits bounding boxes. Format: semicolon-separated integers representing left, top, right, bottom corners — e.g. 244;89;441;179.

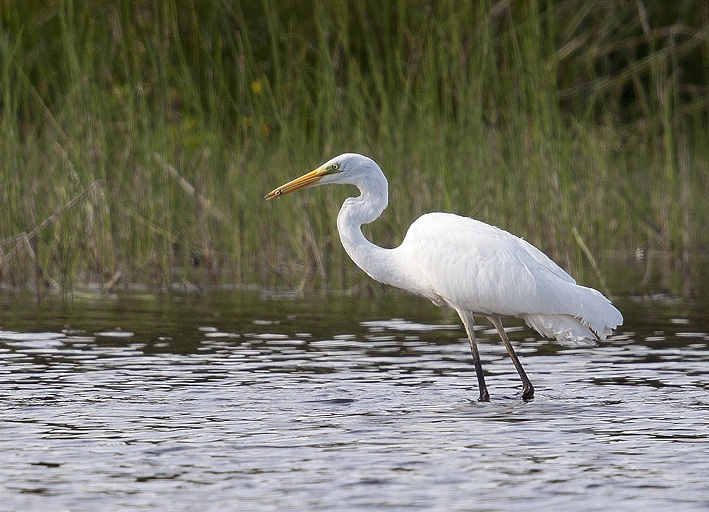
521;386;535;400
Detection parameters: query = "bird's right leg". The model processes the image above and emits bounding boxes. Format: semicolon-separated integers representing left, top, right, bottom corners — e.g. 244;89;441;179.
488;315;534;400
456;309;489;402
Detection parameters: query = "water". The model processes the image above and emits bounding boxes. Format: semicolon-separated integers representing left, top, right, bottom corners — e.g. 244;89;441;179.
1;289;708;511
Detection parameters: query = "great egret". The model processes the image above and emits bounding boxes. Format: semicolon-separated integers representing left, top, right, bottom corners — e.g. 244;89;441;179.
266;153;623;400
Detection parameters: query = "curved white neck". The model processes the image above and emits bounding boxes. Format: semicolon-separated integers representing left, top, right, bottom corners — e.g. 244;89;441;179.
335;174;409;289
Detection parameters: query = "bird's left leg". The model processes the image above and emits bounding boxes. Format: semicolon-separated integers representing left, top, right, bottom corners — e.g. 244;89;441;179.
487;315;534;400
456;309;489;402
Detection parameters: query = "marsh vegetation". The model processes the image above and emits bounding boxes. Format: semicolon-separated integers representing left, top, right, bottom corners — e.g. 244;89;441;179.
1;1;707;296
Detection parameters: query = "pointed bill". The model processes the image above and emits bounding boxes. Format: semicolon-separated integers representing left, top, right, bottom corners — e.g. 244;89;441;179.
265;164;332;200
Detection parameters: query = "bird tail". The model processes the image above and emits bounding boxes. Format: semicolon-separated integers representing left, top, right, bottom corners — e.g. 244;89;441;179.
523;285;623;343
523;314;598;344
523;290;623;344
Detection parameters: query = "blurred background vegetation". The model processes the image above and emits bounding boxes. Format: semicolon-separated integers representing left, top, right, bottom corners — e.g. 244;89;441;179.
0;0;707;297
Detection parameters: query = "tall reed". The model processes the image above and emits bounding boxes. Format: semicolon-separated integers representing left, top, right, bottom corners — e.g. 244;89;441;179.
0;0;706;296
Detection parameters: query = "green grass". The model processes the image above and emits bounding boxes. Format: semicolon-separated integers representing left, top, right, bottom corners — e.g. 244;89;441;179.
0;0;707;297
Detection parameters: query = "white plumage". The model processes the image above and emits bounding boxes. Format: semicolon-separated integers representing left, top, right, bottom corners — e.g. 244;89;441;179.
266;153;623;400
397;213;620;340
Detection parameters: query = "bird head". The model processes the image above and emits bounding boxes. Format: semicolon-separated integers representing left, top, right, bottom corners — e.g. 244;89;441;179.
265;153;377;200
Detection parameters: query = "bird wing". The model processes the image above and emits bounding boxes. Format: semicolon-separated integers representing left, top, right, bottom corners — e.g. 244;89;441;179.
395;213;598;319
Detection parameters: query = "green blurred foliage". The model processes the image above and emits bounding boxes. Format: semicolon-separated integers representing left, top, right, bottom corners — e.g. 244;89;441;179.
0;0;707;294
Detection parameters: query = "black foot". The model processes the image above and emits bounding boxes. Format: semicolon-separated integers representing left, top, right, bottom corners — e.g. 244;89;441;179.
521;386;535;400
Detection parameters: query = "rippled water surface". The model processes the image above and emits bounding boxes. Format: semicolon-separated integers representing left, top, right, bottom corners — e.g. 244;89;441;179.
1;290;708;511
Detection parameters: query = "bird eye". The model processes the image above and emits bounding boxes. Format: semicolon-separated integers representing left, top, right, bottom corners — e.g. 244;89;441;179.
332;163;340;171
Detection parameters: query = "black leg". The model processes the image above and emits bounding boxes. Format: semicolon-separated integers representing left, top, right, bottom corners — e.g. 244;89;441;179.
488;315;534;400
457;309;489;402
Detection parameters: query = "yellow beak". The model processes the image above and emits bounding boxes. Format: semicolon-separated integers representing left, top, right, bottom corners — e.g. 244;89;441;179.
265;165;329;200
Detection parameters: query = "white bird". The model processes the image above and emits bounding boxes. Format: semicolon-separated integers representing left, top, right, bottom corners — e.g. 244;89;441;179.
266;153;623;400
